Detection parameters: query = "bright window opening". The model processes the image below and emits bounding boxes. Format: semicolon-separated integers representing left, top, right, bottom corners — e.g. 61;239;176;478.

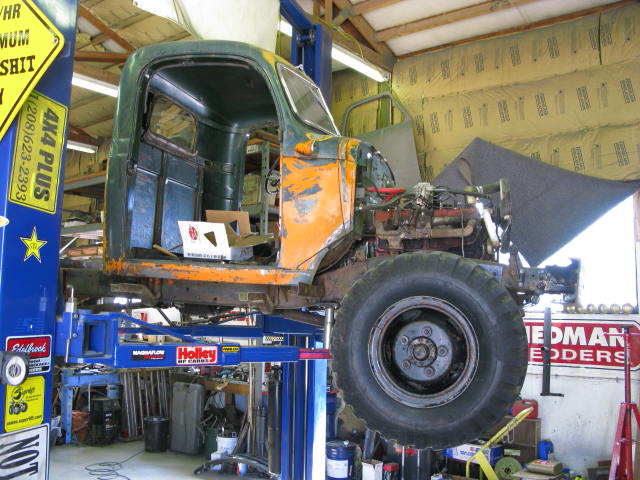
535;195;637;312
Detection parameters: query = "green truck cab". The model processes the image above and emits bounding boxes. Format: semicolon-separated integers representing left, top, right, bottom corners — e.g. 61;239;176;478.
65;40;574;448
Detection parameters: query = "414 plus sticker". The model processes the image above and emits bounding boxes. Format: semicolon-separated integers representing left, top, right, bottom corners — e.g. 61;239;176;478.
9;90;67;213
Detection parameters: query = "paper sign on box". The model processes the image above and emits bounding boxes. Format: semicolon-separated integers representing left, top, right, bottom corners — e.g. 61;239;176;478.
178;210;271;260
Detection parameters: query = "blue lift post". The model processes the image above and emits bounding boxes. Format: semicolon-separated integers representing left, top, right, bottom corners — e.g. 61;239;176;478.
0;0;331;478
0;1;77;479
280;0;333;104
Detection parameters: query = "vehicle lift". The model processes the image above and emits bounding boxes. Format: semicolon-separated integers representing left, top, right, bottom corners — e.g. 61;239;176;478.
56;304;332;480
0;1;334;479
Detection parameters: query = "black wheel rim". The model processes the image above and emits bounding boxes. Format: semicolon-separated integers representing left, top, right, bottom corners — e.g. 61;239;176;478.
369;296;479;408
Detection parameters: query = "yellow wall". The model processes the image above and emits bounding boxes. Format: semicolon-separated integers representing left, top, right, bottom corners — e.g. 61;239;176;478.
330;4;640;182
390;4;640;181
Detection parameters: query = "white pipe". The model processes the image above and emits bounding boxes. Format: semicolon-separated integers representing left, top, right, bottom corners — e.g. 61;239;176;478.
483;209;500;248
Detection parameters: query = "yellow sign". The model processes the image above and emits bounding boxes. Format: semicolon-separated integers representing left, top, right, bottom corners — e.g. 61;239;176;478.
221;346;240;353
0;0;63;140
4;375;44;432
9;90;67;213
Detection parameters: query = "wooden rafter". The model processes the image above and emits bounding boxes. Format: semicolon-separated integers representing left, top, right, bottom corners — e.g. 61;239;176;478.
164;31;192;43
74;51;130;63
77;112;116;130
331;0;395;60
398;0;635;59
308;13;394;71
73;62;120;86
376;0;538;42
78;4;136;53
71;93;106;110
324;0;332;21
111;12;154;30
353;0;403;15
68;125;101;146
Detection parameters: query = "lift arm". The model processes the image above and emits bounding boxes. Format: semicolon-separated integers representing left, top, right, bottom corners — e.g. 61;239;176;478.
54;310;331;368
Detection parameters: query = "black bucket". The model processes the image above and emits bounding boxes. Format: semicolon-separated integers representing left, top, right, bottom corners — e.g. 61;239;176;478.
143;416;169;452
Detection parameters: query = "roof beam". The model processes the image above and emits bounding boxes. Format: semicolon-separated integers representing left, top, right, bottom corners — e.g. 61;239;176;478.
74;51;130;63
398;0;635;59
77;112;116;130
331;0;395;60
70;92;106;109
78;4;136;53
376;0;537;42
73;62;120;86
352;0;403;15
308;13;394;71
111;12;154;30
68;125;101;146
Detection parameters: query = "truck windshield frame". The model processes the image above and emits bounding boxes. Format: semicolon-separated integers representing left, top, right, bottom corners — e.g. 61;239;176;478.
277;63;339;136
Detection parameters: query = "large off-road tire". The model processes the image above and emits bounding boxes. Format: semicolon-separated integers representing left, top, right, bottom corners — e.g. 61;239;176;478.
332;251;527;449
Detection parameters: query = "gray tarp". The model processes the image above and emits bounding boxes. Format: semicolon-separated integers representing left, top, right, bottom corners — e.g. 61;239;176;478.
433;138;640;267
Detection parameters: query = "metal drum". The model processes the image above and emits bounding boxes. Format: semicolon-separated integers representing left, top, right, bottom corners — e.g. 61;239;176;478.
326;440;357;480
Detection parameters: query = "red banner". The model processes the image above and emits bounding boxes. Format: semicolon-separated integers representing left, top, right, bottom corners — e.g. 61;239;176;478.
524;318;640;370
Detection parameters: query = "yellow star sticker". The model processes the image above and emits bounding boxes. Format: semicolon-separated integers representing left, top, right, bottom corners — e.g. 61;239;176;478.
20;227;47;263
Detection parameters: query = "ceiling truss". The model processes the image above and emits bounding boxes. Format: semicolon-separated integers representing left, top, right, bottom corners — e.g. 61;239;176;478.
70;0;628;142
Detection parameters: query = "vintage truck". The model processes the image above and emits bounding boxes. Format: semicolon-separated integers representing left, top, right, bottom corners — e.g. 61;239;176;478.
63;40;576;449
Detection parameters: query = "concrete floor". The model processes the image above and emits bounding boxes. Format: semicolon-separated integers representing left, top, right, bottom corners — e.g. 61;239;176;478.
50;440;258;479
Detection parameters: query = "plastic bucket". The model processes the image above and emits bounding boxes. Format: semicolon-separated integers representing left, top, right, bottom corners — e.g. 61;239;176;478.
326;440;356;480
143;416;170;452
204;426;221;458
216;432;238;453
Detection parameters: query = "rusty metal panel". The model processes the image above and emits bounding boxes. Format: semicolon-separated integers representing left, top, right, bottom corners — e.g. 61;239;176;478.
278;147;356;271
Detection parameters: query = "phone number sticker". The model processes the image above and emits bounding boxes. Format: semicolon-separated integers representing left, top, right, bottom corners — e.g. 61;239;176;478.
9;90;67;213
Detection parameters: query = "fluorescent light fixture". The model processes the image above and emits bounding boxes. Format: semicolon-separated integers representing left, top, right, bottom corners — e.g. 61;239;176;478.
331;45;387;82
278;18;293;37
67;140;98;154
71;72;119;97
278;18;388;83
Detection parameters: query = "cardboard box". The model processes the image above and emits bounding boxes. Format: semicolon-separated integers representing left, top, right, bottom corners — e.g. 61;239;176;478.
178;210;271;261
504;445;537;464
512;470;561;480
483;417;541;446
438;475;474;480
362;459;383;480
527;460;563;475
443;443;503;465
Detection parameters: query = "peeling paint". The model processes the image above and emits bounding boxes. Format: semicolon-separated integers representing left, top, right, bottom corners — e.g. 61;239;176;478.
293;197;319;218
278;141;357;270
260;50;279;67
